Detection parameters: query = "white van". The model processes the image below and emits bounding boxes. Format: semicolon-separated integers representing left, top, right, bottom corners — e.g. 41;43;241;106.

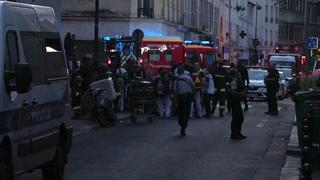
0;2;72;179
269;55;296;67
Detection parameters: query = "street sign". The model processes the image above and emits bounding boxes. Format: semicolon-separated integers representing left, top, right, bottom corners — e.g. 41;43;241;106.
308;37;318;49
252;38;260;46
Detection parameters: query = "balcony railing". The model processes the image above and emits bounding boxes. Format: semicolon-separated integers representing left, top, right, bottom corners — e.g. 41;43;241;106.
137;8;154;18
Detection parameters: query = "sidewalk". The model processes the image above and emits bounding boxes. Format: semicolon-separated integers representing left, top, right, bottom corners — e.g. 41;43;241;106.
71;112;131;136
279;120;320;179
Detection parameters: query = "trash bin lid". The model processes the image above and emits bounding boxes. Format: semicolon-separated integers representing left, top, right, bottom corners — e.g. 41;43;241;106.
293;90;320;101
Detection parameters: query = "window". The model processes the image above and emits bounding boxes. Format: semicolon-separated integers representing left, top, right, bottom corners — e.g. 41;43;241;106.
5;31;19;72
280;0;289;10
148;50;160;61
4;31;19;92
21;32;47;85
165;51;173;61
187;52;198;64
44;34;67;79
138;0;154;18
207;53;215;65
199;53;204;64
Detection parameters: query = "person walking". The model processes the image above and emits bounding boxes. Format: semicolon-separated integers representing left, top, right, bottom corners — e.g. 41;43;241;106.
237;62;250;111
153;68;172;118
213;61;228;117
229;68;247;140
174;65;194;136
202;67;215;118
264;64;280;116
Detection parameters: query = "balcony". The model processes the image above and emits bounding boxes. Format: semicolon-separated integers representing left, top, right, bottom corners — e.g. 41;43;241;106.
265;17;268;22
137;8;154;18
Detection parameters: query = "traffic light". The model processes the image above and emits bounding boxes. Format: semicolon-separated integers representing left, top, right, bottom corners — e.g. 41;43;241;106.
275;46;279;53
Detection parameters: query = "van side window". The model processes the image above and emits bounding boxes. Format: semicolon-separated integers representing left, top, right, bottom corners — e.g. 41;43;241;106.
5;31;19;71
44;37;67;79
4;31;19;92
148;50;161;61
21;32;47;85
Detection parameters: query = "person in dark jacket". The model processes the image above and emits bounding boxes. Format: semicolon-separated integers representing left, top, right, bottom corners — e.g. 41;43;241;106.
229;68;247;140
237;62;250;111
264;64;280;116
212;61;228;117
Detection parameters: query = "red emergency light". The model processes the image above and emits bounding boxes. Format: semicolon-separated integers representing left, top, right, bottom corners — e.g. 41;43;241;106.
301;56;306;65
107;59;112;65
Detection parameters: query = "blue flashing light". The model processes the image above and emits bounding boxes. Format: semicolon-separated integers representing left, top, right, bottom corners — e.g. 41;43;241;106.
184;40;192;44
104;36;111;41
201;41;210;45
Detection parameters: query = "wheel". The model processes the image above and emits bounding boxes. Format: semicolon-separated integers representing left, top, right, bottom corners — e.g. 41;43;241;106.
42;146;65;180
0;149;13;180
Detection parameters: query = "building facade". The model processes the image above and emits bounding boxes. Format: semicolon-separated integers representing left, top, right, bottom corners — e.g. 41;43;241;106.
220;0;279;65
62;0;220;41
278;0;306;53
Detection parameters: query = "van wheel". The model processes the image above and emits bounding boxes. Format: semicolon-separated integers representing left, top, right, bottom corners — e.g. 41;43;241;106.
0;149;13;180
42;146;65;180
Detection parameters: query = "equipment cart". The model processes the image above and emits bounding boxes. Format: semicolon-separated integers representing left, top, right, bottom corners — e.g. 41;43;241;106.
129;80;154;124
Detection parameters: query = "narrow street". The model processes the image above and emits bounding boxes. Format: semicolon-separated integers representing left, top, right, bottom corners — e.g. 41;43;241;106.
17;99;294;180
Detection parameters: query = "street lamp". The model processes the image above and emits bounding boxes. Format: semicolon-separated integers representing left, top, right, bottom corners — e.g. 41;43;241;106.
254;3;262;65
94;0;99;62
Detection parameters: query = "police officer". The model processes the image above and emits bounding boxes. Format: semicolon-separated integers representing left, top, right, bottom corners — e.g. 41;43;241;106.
213;61;228;117
174;65;194;136
229;68;247;140
264;64;280;116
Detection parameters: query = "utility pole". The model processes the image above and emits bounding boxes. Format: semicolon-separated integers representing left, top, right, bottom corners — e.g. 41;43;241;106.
94;0;99;62
228;0;231;64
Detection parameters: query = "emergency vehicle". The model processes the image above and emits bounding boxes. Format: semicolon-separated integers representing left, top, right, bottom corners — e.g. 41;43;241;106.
140;36;218;75
266;44;307;77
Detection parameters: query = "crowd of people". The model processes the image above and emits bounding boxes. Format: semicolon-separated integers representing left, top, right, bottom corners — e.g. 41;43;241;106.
69;55;284;139
152;61;250;138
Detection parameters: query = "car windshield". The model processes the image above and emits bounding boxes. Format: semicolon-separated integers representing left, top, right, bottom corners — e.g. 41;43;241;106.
271;61;295;67
248;70;268;80
279;72;286;80
278;69;292;78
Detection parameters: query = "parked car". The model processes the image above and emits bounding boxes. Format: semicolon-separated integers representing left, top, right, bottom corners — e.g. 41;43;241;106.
277;67;296;95
247;68;285;100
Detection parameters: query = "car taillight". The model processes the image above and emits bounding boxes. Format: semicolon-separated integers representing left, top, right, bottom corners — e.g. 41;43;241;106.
107;60;112;65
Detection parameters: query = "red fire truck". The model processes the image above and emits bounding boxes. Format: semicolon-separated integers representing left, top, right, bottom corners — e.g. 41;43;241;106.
266;44;307;77
140;36;218;75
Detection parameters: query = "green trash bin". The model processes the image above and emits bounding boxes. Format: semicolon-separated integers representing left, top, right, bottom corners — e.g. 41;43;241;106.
292;91;320;144
292;90;320;169
304;101;320;169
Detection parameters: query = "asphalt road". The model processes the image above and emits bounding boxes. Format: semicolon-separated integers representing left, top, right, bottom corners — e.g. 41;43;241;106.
17;99;295;180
